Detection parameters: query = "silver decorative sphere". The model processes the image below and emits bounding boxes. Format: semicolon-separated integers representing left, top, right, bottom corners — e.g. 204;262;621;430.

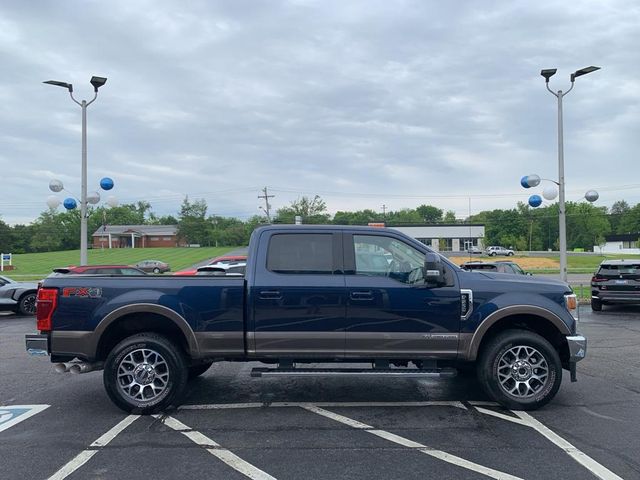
46;195;61;209
585;190;599;203
542;186;558;200
106;195;119;208
49;179;64;193
87;191;101;205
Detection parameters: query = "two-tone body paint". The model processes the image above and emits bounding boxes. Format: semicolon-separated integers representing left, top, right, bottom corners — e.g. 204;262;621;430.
40;225;579;365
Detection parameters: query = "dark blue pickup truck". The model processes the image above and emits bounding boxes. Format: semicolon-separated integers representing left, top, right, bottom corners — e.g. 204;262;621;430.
26;225;586;413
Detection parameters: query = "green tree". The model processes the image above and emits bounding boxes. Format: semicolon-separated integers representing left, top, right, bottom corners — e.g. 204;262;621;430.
333;209;381;225
30;209;64;252
609;200;630;234
616;202;640;234
566;202;610;250
386;208;422;224
443;210;457;223
275;195;331;224
416;205;443;223
177;197;209;245
0;218;12;253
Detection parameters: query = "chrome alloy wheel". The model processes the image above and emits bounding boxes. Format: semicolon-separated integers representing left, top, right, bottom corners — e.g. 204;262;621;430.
497;345;549;398
117;348;169;402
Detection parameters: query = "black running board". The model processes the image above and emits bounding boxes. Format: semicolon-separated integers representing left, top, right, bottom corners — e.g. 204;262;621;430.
250;367;457;378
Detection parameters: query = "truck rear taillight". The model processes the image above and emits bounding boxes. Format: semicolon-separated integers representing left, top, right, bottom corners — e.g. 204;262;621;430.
36;288;58;332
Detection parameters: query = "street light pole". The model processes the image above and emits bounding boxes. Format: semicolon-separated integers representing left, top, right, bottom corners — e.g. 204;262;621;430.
540;66;600;282
557;87;568;283
44;76;107;265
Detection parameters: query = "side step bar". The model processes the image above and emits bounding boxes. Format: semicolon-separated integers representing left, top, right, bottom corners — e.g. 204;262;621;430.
251;367;457;378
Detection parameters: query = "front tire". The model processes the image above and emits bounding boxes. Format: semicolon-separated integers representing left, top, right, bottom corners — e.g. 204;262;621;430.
507;252;514;256
478;330;562;410
103;333;188;414
153;267;161;274
591;298;602;311
18;292;37;316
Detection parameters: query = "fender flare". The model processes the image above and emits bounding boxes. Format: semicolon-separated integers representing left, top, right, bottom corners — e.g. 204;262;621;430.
464;305;571;361
95;303;200;358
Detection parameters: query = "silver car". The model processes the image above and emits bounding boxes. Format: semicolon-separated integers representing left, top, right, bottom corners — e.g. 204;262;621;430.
485;246;515;256
0;275;38;316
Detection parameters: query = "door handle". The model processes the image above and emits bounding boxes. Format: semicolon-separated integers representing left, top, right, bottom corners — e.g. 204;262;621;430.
350;290;374;301
259;290;283;300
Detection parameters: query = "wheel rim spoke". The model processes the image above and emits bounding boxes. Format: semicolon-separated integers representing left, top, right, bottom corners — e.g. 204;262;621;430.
497;344;549;399
116;348;170;403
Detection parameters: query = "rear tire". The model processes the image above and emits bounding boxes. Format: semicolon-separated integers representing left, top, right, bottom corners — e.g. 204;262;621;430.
18;292;37;316
478;330;562;410
507;252;514;256
103;333;188;414
153;267;160;274
591;298;602;311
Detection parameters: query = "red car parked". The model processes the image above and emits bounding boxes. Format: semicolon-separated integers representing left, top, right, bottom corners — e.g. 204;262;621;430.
51;265;147;275
173;255;247;276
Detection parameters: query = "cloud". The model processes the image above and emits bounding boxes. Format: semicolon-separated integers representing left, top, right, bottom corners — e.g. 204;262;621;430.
0;0;639;226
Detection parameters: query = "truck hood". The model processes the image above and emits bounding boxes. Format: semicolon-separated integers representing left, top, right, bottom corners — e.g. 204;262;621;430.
458;270;570;291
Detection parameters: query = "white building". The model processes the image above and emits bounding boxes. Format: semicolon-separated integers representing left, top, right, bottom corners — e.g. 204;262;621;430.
389;224;485;252
596;233;640;255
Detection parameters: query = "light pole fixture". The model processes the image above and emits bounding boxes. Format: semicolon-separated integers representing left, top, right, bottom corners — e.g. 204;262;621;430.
44;75;108;265
536;66;600;283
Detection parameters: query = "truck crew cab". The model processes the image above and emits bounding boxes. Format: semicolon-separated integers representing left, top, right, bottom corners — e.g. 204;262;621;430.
26;225;586;413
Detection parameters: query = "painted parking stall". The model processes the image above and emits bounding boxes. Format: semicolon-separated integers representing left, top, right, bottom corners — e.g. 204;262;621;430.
0;404;49;433
41;401;624;480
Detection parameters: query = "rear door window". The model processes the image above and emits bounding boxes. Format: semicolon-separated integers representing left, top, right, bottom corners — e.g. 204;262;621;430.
267;234;334;274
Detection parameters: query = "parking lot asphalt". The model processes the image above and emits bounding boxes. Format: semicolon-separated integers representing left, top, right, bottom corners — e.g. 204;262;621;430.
1;305;639;480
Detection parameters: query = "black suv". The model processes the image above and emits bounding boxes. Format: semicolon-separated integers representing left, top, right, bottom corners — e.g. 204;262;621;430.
460;261;529;275
591;259;640;311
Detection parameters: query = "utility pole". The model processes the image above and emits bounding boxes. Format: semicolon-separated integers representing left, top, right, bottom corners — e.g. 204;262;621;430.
382;204;386;220
258;187;274;223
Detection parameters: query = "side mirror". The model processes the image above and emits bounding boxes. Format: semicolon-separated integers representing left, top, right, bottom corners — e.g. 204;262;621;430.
424;252;445;287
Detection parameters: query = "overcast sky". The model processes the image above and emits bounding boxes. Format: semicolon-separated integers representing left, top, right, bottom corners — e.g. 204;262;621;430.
1;0;639;225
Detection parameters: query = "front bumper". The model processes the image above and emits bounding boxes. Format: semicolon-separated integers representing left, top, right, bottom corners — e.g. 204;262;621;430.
26;334;49;356
566;334;587;382
592;292;640;303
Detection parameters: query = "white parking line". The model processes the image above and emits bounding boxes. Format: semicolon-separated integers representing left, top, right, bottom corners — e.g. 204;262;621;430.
473;407;624;480
156;415;277;480
47;415;139;480
179;400;467;410
303;405;523;480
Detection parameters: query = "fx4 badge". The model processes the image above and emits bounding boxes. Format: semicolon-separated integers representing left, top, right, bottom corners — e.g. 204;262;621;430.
62;287;102;298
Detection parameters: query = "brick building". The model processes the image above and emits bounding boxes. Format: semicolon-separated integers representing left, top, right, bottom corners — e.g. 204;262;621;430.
92;225;185;249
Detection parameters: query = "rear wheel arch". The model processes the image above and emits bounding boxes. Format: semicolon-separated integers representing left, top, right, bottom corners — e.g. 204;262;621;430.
95;305;199;361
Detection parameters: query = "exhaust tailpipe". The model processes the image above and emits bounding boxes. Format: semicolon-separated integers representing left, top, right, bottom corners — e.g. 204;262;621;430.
69;361;104;374
54;363;72;373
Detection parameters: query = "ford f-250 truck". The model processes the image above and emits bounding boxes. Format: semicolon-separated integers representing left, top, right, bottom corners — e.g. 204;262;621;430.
26;225;586;413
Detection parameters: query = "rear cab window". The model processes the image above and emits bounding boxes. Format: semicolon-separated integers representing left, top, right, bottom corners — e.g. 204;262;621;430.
267;233;335;274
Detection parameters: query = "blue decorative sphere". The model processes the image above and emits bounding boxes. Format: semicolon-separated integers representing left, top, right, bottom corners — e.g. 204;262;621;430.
520;176;530;188
528;194;542;208
100;177;114;190
63;197;77;210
